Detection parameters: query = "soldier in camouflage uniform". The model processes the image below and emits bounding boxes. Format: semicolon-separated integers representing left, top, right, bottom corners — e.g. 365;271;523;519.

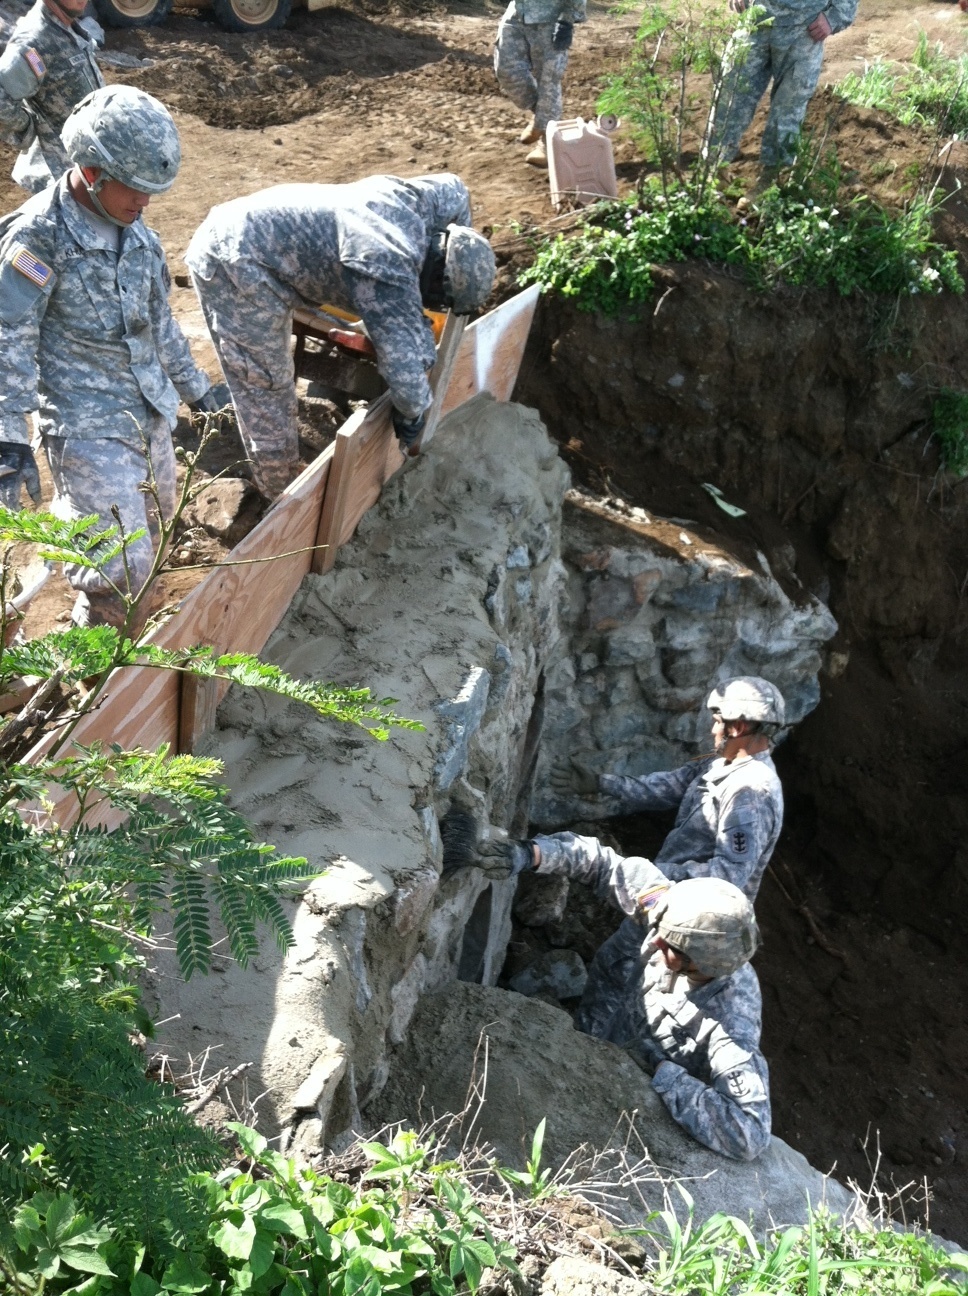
461;832;770;1160
548;676;784;1067
0;86;223;627
705;0;858;169
185;175;495;500
494;0;586;167
0;0;104;194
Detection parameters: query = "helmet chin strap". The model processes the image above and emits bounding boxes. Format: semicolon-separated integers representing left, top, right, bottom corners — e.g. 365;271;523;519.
79;167;137;229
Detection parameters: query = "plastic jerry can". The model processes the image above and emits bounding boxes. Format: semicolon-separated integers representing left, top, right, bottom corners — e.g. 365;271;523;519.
546;116;619;210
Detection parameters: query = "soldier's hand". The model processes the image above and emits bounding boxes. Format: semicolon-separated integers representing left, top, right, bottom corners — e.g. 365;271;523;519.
392;408;426;450
0;443;41;509
806;10;831;39
552;19;574;50
476;832;536;879
190;382;233;415
549;755;600;798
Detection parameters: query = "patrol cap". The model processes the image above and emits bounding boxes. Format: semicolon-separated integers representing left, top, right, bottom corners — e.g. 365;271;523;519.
707;676;785;728
62;86;181;194
654;877;759;978
443;224;495;315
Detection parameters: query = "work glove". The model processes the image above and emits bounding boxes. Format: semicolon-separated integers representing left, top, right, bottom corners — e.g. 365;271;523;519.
0;442;41;510
190;382;233;415
549;754;600;798
476;832;535;878
392;408;426;450
552;19;573;50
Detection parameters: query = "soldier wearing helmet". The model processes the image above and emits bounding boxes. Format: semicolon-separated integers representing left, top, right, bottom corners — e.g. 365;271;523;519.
551;675;785;901
454;831;771;1159
185;174;495;500
0;0;104;195
0;86;223;626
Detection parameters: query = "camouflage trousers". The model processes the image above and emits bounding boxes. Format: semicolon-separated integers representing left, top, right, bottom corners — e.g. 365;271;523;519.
705;22;825;168
43;415;176;628
494;7;570;132
190;264;299;502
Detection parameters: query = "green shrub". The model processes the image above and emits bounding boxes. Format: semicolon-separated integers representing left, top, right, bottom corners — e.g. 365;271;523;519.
521;181;963;312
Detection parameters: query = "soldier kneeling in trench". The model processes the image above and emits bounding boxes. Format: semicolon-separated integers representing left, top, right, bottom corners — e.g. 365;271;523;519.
455;833;770;1160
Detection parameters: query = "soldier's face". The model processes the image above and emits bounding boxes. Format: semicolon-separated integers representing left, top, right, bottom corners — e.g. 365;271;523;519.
96;177;152;225
45;0;89;18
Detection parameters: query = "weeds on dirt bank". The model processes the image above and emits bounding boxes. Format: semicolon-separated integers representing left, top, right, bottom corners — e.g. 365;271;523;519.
932;388;968;476
523;1;964;312
0;422;420;1254
3;1119;966;1294
836;30;968;136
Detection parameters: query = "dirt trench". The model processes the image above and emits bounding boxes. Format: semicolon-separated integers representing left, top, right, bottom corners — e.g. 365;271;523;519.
513;270;968;1242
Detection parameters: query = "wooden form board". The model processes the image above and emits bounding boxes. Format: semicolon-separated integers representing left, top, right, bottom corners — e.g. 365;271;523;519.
23;285;541;823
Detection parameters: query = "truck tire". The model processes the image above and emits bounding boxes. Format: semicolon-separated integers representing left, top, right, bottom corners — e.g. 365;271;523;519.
212;0;291;31
93;0;172;27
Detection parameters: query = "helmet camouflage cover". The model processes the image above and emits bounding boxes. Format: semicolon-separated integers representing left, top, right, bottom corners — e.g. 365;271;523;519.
443;223;496;314
62;85;181;193
706;675;785;728
653;877;759;978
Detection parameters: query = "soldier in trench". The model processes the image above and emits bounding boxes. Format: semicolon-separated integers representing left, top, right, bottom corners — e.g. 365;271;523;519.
0;0;104;194
185;174;496;501
457;834;770;1160
0;86;226;627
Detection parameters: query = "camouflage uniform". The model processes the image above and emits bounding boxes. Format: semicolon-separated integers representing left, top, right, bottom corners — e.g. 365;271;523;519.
706;0;858;167
0;0;103;193
186;173;474;500
532;831;771;1161
494;0;586;134
0;175;211;623
558;752;780;1102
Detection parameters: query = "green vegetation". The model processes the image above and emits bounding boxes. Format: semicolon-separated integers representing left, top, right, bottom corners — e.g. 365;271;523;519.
0;425;420;1252
521;181;962;313
932;388;968;476
836;30;968;135
3;1129;967;1295
521;2;964;311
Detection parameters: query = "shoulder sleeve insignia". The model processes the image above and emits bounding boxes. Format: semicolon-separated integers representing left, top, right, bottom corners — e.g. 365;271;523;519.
23;48;46;80
11;245;53;289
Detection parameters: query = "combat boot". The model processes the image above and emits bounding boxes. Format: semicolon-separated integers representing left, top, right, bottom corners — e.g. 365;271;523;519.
525;136;548;168
518;116;540;144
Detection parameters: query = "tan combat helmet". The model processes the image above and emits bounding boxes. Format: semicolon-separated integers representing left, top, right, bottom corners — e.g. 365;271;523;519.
707;676;785;733
653;877;760;978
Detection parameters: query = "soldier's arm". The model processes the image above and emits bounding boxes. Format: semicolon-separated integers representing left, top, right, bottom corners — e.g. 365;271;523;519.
659;783;777;892
351;275;436;422
0;43;44;141
599;762;701;813
149;243;212;405
651;1043;771;1161
532;831;668;914
0;238;52;443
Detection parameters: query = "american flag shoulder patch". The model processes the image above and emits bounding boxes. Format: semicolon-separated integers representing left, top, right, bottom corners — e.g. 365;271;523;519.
11;246;53;289
23;48;46;79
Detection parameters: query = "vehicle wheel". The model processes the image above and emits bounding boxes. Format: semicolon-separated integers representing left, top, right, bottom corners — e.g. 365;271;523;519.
212;0;291;32
93;0;172;28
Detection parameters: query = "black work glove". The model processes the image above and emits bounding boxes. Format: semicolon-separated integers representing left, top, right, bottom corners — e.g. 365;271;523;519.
549;755;600;797
552;19;573;50
476;833;536;879
190;382;232;414
392;407;427;449
0;442;41;509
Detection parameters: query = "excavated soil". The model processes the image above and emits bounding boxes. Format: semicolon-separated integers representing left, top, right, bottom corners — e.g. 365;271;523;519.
1;0;967;1243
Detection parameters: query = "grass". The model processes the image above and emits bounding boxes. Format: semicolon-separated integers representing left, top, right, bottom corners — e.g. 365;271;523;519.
835;30;968;135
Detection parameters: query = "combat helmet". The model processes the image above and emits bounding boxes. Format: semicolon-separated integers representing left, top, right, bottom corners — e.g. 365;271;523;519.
442;224;496;314
652;877;759;978
706;676;785;730
62;86;181;221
